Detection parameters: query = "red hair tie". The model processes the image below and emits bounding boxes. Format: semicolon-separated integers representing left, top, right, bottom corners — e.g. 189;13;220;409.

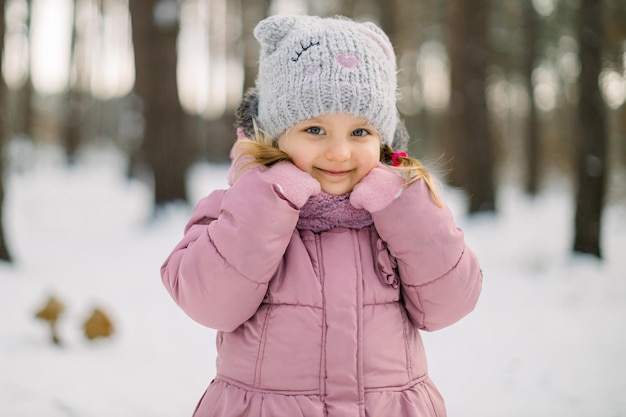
391;152;407;167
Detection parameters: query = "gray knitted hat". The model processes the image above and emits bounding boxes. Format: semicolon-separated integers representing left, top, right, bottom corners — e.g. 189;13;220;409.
252;15;399;147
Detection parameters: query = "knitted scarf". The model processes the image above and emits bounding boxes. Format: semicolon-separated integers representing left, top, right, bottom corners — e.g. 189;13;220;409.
297;192;373;233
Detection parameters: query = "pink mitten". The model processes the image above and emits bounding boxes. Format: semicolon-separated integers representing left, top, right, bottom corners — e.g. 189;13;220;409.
350;164;405;213
263;163;321;208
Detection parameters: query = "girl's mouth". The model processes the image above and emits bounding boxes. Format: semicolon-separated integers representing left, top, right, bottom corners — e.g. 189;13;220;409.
316;168;352;177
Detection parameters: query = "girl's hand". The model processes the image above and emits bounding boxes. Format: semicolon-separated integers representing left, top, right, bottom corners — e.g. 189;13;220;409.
263;163;321;208
350;163;404;213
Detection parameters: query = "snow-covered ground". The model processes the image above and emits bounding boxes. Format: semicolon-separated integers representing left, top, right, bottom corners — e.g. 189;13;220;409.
1;145;625;417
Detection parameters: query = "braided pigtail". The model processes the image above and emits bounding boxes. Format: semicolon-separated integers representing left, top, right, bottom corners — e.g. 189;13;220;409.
380;144;443;207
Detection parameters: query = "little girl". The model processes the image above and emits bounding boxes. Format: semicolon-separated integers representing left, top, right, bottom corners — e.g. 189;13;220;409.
161;15;482;417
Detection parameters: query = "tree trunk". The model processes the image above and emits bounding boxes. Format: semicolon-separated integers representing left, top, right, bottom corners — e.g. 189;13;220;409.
200;0;270;163
241;0;271;92
524;0;540;195
446;0;495;213
339;0;358;18
0;0;13;262
376;0;428;156
377;0;398;44
129;0;189;206
16;0;35;140
64;0;82;165
573;0;607;258
203;0;238;162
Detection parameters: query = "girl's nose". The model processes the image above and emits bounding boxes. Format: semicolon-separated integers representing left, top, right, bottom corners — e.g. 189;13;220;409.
325;138;351;162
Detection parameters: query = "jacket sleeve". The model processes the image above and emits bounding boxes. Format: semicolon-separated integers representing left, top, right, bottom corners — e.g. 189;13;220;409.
372;179;482;331
160;169;300;332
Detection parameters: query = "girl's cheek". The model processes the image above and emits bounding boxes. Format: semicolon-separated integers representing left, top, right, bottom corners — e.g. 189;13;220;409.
290;157;311;173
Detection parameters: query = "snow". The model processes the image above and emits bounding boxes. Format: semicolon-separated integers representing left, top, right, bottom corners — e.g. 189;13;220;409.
1;144;625;416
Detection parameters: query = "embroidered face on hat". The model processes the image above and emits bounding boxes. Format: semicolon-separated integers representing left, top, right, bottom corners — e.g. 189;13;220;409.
253;15;399;147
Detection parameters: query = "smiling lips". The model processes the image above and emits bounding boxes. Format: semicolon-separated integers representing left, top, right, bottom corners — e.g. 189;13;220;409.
316;168;353;177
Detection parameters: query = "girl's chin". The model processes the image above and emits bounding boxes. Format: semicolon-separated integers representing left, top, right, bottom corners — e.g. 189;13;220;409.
320;184;354;196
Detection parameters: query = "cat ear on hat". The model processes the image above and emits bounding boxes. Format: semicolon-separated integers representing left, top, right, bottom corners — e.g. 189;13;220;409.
253;15;298;55
357;22;396;63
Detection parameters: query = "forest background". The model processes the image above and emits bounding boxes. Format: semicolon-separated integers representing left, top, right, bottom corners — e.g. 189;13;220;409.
1;0;625;415
0;0;625;260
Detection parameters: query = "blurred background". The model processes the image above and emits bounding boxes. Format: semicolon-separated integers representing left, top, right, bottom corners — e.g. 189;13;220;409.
0;0;625;260
1;1;626;416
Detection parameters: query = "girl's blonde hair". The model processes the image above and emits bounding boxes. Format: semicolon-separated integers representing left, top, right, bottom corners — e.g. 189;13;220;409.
232;128;443;207
380;144;443;207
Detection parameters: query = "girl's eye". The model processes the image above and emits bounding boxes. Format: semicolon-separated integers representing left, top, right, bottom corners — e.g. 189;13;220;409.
306;126;325;135
352;128;370;137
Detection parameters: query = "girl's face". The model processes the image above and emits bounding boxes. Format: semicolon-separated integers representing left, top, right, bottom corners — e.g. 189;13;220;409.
277;113;381;195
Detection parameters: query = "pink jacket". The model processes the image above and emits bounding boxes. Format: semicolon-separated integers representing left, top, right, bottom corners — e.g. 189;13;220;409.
161;169;482;417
